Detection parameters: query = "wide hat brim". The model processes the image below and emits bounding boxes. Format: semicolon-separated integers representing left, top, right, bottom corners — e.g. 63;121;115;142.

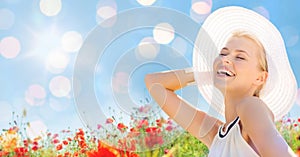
193;6;297;121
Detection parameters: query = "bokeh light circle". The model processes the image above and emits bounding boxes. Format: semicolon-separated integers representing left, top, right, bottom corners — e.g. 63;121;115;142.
96;0;118;27
153;22;175;44
190;0;212;23
61;31;83;52
192;1;212;14
49;76;71;97
136;37;160;60
46;51;70;74
97;6;117;20
39;0;62;16
25;84;46;106
26;120;48;140
0;36;21;59
136;0;156;6
0;8;15;30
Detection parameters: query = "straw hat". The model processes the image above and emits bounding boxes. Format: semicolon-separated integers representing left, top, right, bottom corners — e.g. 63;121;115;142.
193;6;297;121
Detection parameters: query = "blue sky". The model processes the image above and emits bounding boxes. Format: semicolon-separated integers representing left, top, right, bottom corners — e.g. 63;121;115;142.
0;0;299;133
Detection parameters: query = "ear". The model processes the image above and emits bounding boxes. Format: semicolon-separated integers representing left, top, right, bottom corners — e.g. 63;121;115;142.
254;71;268;86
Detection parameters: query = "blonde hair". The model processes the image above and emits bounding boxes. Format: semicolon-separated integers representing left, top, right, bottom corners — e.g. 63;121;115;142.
230;31;268;97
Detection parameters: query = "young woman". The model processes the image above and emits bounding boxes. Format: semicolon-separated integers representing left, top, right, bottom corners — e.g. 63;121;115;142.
145;6;297;157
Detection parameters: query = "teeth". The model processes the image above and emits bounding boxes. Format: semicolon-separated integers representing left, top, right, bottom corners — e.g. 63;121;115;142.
217;69;235;76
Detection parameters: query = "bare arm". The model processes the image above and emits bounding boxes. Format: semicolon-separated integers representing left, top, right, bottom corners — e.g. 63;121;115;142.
144;68;222;147
237;97;296;157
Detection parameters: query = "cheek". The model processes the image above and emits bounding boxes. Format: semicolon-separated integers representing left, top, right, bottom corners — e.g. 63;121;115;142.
233;62;247;72
213;57;220;69
236;65;260;78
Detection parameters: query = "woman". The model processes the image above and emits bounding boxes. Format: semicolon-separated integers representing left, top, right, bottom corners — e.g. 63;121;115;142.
145;6;297;156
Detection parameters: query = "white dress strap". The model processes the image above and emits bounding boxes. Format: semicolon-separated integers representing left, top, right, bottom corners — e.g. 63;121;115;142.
219;117;240;138
208;117;260;157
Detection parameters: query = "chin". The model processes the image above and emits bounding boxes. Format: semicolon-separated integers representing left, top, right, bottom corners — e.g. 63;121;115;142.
213;81;226;94
213;74;236;90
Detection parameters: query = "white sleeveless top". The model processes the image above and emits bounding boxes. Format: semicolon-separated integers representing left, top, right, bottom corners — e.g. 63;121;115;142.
208;117;260;157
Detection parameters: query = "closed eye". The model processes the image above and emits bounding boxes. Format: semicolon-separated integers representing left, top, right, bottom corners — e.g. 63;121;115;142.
236;56;245;60
219;52;228;56
220;47;229;56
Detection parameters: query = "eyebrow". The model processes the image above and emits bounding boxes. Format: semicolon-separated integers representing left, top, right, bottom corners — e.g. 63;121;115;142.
221;47;250;56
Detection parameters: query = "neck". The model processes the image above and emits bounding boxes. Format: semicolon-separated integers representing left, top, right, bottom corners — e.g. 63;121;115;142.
223;89;255;123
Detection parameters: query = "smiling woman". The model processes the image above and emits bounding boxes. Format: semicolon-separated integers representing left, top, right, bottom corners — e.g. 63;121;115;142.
0;0;299;156
213;31;268;97
145;6;297;156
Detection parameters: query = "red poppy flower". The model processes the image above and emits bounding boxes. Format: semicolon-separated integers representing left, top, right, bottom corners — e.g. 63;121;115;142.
117;123;128;132
106;118;114;124
137;119;149;129
23;140;29;147
32;145;38;151
64;152;70;156
63;140;68;145
14;147;29;156
156;118;166;127
77;129;85;136
56;144;63;151
47;132;52;137
0;151;9;156
52;133;59;139
145;127;160;133
145;127;163;148
166;125;173;131
87;141;119;157
73;152;79;157
33;141;38;146
52;139;60;144
87;140;140;157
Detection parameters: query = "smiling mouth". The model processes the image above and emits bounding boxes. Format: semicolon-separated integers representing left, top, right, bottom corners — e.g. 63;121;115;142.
217;69;236;77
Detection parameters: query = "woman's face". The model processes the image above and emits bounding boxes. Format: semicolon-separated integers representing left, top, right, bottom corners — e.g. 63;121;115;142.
213;36;266;96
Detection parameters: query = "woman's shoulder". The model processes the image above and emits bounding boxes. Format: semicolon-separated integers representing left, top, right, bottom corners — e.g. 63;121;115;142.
235;97;275;149
234;97;295;156
236;96;274;123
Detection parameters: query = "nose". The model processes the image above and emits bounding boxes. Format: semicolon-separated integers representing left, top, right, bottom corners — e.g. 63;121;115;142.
221;55;231;64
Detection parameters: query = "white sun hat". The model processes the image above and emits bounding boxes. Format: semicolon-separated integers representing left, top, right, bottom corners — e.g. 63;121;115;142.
193;6;297;121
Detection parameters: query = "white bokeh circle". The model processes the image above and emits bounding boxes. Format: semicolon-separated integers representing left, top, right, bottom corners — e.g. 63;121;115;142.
0;36;21;59
49;76;71;97
153;23;175;44
39;0;62;16
61;31;83;52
